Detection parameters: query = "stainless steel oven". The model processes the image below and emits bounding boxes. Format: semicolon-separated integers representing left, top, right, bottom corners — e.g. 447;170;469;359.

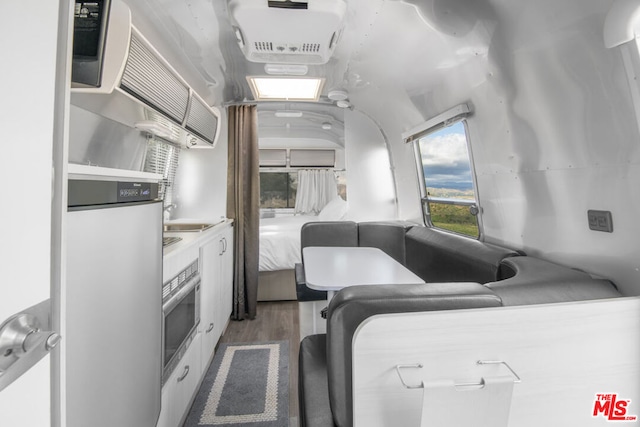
162;260;200;384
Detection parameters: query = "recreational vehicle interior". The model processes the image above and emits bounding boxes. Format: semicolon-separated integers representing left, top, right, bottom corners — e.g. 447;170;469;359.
2;0;640;426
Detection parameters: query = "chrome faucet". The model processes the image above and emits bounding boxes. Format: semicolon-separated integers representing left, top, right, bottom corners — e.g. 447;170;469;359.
163;203;176;220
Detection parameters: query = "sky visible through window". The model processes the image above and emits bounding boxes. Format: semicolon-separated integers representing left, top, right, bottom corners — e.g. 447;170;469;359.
418;120;478;237
420;121;473;192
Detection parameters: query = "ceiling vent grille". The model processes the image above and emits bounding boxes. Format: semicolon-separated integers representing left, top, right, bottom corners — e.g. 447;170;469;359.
302;43;320;53
229;0;346;64
120;33;189;124
255;41;273;52
268;1;308;10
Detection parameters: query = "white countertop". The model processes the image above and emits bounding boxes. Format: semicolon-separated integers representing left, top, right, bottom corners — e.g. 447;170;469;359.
163;218;231;257
302;246;425;293
162;219;233;281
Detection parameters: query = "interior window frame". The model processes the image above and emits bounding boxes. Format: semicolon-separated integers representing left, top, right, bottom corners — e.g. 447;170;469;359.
259;170;298;210
410;117;483;239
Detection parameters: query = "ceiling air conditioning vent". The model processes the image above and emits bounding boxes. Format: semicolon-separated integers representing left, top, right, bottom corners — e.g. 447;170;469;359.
229;0;346;64
255;42;274;52
120;32;190;124
302;43;320;53
268;1;308;10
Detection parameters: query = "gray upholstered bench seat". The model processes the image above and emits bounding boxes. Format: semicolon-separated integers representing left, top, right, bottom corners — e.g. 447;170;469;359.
298;253;623;427
299;282;503;427
298;334;334;427
405;226;521;283
487;256;621;305
356;221;415;264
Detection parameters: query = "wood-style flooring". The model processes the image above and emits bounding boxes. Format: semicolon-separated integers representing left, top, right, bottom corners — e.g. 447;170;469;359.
218;301;301;426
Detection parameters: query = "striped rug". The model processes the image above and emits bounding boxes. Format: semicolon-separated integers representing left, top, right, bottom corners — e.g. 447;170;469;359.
184;341;289;427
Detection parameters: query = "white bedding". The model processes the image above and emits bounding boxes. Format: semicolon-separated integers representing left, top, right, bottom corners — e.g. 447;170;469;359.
259;215;317;271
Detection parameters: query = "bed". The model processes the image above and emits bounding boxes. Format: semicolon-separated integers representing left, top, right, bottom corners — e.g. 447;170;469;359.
259;214;316;271
258;215;316;301
257;197;349;301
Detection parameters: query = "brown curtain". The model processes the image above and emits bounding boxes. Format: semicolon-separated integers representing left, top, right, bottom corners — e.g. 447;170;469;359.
226;105;260;320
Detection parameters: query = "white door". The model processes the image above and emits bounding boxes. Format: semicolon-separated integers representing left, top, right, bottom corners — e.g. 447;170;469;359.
0;1;70;426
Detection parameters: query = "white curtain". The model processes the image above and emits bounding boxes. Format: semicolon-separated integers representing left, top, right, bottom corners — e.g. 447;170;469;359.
295;169;338;214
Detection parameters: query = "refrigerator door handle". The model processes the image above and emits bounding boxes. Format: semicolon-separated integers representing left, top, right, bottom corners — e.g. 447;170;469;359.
177;365;190;382
0;299;61;392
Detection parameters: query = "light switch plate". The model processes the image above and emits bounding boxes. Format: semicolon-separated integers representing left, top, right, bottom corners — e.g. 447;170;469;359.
588;210;613;233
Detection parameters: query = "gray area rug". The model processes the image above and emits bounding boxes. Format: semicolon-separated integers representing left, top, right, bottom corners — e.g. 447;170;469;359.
184;341;289;427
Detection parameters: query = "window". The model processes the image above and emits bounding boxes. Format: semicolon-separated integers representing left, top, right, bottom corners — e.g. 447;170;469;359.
247;77;325;101
414;120;480;237
260;172;298;209
143;137;180;208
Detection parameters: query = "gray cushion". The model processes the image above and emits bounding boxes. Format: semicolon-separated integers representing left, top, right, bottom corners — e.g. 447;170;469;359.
405;226;520;283
357;221;414;264
487;257;621;305
299;334;335;427
301;221;358;251
326;282;503;427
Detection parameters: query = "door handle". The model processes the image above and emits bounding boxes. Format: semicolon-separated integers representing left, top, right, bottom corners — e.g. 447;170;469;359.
220;237;227;254
206;323;214;333
177;365;190;382
0;300;60;392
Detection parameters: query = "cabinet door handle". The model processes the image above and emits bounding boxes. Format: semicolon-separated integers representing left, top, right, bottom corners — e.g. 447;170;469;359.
222;237;227;253
206;322;214;333
219;238;224;256
177;365;190;382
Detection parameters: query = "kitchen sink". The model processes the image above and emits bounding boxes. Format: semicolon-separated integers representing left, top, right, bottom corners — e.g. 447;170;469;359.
162;236;182;247
163;223;214;232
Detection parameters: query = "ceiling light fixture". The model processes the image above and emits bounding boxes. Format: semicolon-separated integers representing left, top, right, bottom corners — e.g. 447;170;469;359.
328;89;348;101
264;64;309;76
336;99;351;109
321;122;332;130
247;76;325;101
275;110;303;118
134;121;172;139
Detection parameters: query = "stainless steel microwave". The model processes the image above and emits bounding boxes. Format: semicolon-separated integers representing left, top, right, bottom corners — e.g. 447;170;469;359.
162;260;200;384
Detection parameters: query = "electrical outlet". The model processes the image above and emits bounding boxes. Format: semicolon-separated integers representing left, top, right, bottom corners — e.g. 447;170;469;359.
588;210;613;233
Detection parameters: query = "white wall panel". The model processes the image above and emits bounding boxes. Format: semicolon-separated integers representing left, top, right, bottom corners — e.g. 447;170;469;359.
344;0;640;295
344;110;397;221
173;109;228;222
0;0;69;425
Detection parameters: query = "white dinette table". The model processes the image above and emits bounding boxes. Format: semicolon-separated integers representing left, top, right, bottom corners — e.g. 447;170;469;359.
302;246;425;299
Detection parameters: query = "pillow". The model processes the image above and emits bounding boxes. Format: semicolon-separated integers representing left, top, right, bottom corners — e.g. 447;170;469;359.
318;197;348;221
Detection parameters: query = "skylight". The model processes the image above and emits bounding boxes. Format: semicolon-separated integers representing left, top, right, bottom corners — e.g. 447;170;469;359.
247;77;325;101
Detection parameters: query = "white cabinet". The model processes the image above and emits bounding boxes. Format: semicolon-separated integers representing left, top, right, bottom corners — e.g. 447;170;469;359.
200;234;223;371
217;225;234;339
199;223;234;373
158;334;202;427
157;221;234;427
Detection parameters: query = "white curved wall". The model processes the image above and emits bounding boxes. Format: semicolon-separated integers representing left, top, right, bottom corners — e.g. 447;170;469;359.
344;110;398;221
349;0;640;295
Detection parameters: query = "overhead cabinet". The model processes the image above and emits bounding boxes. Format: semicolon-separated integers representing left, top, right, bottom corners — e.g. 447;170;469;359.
71;0;220;148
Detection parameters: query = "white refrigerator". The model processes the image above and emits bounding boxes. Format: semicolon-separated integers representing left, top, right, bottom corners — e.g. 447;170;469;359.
65;179;162;427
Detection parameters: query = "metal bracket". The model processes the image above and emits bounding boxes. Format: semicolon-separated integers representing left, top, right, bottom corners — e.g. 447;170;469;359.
396;363;424;389
396;360;521;390
476;360;521;383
